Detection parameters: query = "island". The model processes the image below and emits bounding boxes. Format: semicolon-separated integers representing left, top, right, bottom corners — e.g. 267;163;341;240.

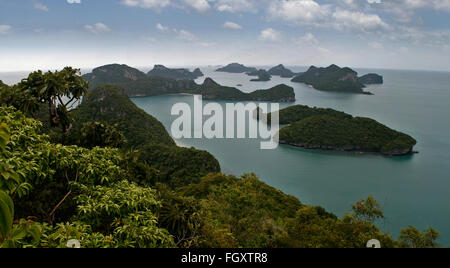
247;69;272;82
215;63;257;73
147;64;204;80
358;73;384;85
199;78;295;102
268;64;296;78
261;104;417;156
82;64;295;102
291;64;374;94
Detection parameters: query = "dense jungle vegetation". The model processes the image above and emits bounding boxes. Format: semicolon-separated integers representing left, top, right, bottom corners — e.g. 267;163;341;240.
0;68;439;248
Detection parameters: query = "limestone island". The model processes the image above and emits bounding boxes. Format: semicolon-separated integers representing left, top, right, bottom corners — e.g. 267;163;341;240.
247;69;272;82
291;64;381;95
215;63;257;73
268;64;296;78
358;73;384;85
82;64;295;102
260;105;417;156
147;64;204;80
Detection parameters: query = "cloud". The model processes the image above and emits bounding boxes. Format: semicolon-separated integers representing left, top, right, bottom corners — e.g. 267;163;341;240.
269;0;331;25
177;29;197;41
156;23;170;32
67;0;81;3
368;41;384;49
223;21;243;30
300;33;319;45
214;0;259;13
121;0;171;10
0;25;11;34
332;9;389;32
182;0;210;12
259;28;281;42
84;23;111;34
34;2;49;11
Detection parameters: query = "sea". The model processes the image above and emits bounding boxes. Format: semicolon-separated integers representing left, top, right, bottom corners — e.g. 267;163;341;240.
2;66;450;245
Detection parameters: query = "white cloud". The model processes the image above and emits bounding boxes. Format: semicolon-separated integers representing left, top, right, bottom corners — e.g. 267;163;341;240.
34;2;49;11
177;29;197;41
121;0;171;10
67;0;81;3
84;23;111;34
300;33;319;45
259;28;281;42
333;9;389;32
269;0;331;25
0;25;11;34
156;23;170;32
223;21;243;30
214;0;259;13
182;0;210;12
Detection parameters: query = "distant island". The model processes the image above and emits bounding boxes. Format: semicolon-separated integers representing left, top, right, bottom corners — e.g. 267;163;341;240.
215;63;257;73
358;73;384;85
261;105;417;156
247;69;272;82
268;64;296;78
291;64;382;94
83;64;295;102
147;64;203;80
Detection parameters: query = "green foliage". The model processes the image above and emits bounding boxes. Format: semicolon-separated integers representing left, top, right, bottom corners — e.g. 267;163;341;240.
399;226;440;248
73;84;175;148
148;65;204;80
352;195;384;223
269;104;352;125
181;173;303;248
4;67;88;133
75;180;175;248
137;144;221;187
279;114;417;155
76;121;127;149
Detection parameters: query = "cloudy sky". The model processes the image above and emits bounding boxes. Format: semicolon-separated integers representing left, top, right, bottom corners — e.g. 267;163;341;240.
1;0;450;72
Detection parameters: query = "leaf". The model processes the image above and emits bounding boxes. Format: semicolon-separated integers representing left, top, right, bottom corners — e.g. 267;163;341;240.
0;191;14;237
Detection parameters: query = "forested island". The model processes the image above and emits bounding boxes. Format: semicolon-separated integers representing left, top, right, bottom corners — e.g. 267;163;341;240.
291;64;383;94
0;67;438;248
215;63;257;73
147;65;204;80
268;64;296;78
83;64;295;102
262;105;417;156
247;69;272;82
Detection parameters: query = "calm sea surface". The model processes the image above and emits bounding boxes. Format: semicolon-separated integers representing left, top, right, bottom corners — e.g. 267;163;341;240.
3;67;450;245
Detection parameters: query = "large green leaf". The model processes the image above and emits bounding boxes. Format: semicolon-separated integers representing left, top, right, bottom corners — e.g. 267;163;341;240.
0;191;14;237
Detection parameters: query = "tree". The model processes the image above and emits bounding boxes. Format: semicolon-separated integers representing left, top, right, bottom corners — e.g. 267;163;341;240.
399;226;440;248
78;121;127;149
13;67;88;133
351;195;384;224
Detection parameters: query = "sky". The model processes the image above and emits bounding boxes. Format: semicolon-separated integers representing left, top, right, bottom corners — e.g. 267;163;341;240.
0;0;450;72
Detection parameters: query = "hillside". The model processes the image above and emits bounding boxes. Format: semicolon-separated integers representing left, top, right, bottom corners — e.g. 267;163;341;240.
291;65;372;94
147;65;204;80
82;64;148;90
215;63;257;73
273;105;417;156
74;85;176;147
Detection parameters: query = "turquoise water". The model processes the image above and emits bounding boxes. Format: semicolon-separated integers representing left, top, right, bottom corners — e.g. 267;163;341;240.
131;67;450;245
